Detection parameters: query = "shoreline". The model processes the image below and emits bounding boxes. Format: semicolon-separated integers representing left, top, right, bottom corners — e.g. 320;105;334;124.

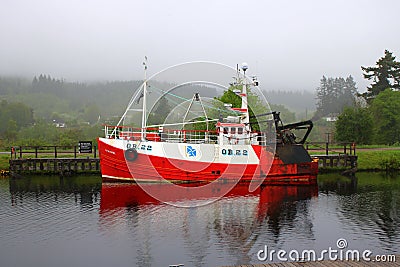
1;148;400;173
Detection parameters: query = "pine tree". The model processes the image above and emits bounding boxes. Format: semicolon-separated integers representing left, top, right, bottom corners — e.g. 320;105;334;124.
315;76;357;119
361;50;400;99
147;96;172;125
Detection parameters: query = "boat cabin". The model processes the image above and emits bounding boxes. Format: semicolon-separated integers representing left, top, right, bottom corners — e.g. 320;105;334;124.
216;122;249;145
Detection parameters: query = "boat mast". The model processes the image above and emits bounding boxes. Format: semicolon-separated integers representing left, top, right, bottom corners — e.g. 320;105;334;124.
240;63;250;132
141;56;148;141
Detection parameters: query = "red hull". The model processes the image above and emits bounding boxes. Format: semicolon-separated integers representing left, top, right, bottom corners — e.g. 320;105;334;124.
98;138;318;185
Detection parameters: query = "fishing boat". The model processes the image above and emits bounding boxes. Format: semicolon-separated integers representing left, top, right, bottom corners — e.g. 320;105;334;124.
97;62;318;185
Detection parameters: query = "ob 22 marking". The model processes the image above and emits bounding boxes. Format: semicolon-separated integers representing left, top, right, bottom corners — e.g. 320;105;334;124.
221;149;248;156
127;143;152;151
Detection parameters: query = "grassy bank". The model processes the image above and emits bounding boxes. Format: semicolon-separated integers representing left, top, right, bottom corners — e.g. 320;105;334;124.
0;154;9;170
357;149;400;171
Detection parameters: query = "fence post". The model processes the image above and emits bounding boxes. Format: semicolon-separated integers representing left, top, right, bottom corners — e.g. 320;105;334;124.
344;144;347;155
94;146;97;158
325;142;329;155
35;147;38;158
54;146;57;158
74;146;77;158
19;146;23;159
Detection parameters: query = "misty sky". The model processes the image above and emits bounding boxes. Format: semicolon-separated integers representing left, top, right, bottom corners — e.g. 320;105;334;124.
1;0;399;92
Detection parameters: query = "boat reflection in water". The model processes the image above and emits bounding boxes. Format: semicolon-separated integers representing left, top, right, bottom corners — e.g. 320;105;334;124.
99;182;318;265
100;182;318;213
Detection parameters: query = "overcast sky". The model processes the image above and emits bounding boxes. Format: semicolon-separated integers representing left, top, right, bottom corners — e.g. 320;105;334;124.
1;0;399;92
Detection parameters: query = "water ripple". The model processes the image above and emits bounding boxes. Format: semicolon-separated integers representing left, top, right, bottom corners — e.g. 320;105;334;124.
1;174;400;267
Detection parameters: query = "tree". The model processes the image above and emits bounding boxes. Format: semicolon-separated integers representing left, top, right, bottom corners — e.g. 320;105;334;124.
214;85;270;131
269;104;296;123
4;119;18;142
315;76;358;119
0;100;34;135
335;107;373;144
361;50;400;99
82;104;100;124
16;120;55;146
369;89;400;145
57;128;85;146
147;95;172;125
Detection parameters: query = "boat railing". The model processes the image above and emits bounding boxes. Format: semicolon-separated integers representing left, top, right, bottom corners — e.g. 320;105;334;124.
104;125;273;146
104;125;219;144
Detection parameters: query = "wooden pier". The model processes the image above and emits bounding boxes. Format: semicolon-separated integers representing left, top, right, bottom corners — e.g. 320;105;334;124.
9;145;100;176
312;154;358;169
10;158;100;175
307;142;358;170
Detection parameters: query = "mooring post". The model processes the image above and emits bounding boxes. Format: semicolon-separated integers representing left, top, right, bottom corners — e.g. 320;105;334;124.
325;142;329;155
35;147;38;158
344;144;347;154
94;146;97;158
19;146;22;159
74;146;77;158
54;146;57;158
351;142;356;155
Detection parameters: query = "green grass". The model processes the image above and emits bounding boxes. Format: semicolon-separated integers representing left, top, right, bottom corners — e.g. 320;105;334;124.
356;144;400;149
357;149;400;171
0;154;10;170
313;149;400;171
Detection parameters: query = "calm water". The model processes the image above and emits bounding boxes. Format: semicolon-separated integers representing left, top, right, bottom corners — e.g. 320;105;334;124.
0;173;399;267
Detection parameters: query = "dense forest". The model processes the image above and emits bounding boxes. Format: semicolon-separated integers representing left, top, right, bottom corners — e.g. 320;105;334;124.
0;75;142;123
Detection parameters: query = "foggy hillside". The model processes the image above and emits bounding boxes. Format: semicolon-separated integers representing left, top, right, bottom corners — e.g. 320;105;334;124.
264;90;316;113
0;76;317;123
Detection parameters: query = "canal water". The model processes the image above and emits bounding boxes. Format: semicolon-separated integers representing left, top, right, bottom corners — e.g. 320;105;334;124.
0;173;399;267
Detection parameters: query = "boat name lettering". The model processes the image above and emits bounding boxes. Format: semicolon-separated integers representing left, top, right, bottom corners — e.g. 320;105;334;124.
105;149;116;155
221;149;248;156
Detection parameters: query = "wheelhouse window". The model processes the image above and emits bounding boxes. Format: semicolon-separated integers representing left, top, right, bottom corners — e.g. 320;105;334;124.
223;127;228;134
231;127;236;134
237;127;243;134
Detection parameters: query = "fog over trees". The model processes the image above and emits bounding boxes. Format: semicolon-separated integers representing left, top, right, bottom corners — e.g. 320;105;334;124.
1;49;400;146
0;75;315;147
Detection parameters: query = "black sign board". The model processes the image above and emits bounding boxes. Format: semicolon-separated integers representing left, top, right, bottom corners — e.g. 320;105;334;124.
79;141;92;153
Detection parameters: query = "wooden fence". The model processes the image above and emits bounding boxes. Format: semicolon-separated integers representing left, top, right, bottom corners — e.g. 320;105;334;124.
10;145;97;159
